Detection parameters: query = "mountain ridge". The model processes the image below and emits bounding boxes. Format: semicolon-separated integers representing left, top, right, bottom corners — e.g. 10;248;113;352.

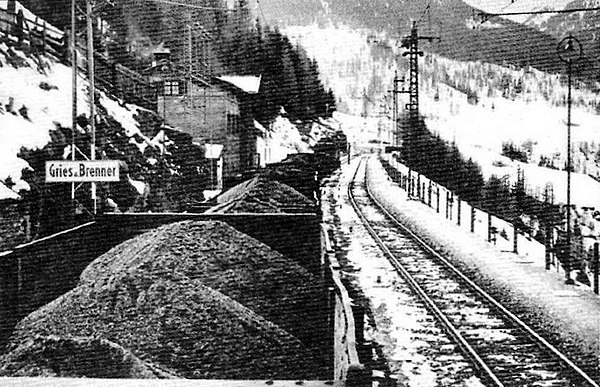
255;0;571;78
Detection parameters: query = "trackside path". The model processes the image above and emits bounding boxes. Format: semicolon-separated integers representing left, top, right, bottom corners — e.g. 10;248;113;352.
364;155;600;381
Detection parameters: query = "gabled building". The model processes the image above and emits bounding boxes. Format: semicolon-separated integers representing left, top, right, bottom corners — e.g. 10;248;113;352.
147;55;261;190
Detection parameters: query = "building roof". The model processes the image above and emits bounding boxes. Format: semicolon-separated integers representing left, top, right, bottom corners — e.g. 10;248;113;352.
204;143;224;159
216;75;261;94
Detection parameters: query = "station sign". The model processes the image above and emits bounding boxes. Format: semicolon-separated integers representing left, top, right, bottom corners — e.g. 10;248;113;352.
45;160;120;183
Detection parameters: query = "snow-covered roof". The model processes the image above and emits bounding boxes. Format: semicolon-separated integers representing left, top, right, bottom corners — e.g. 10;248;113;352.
216;75;261;94
254;120;267;134
205;143;224;159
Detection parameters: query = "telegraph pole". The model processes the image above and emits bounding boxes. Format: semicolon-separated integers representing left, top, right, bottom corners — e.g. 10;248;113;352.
71;0;77;216
86;0;97;214
390;71;405;147
401;21;439;117
397;21;439;166
557;35;582;285
69;0;105;216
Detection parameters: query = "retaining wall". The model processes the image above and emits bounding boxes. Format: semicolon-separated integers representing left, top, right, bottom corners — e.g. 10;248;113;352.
321;224;369;386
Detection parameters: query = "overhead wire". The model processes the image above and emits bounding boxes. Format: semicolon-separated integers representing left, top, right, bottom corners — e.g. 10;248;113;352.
255;0;266;25
143;0;229;11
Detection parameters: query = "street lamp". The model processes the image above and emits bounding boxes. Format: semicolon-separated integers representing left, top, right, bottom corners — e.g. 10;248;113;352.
557;35;582;285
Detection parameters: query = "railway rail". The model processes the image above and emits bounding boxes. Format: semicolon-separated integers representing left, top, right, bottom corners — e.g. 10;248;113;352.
348;156;599;387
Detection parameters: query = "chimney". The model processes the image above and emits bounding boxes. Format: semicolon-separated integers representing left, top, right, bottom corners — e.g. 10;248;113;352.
152;45;171;68
7;0;16;14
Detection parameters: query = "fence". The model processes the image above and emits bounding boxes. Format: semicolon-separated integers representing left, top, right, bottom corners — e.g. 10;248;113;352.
0;0;65;58
380;153;600;293
0;0;160;112
94;53;159;111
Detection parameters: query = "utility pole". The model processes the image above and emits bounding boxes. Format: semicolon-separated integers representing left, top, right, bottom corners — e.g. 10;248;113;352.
87;0;97;214
398;21;439;166
401;21;439;117
389;71;405;147
557;35;582;285
70;0;104;216
71;0;77;216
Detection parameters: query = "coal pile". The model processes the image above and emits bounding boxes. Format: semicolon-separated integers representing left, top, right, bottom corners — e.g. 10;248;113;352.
80;220;327;363
209;175;315;213
0;335;176;378
3;221;324;379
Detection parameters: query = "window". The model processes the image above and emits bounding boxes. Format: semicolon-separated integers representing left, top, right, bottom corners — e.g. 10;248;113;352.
227;113;240;134
163;80;187;96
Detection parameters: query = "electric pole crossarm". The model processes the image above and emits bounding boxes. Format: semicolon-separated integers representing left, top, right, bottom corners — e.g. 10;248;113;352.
400;21;440;116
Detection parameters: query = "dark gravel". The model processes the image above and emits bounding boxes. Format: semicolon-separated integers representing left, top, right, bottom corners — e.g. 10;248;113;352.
3;220;324;379
211;176;315;213
0;335;177;378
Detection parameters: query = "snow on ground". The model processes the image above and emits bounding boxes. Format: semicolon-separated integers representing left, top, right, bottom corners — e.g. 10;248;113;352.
380;153;549;265
331;112;383;145
0;42;152;199
464;0;575;27
322;161;484;386
284;24;393;115
421;75;600;209
284;22;600;210
365;154;600;366
258;111;312;165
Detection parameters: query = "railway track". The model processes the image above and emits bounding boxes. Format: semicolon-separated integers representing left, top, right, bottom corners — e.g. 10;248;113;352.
348;156;599;387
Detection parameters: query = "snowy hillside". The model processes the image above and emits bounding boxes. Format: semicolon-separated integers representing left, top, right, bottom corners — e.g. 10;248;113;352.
284;23;600;209
465;0;576;27
0;42;181;205
255;111;313;165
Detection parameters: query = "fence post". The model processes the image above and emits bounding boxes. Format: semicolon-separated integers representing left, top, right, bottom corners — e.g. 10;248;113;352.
470;207;475;233
41;22;47;53
457;198;461;226
417;174;421;200
436;186;440;213
514;224;519;255
16;9;24;46
487;213;492;242
445;191;449;219
428;180;432;207
594;243;599;295
448;193;453;221
545;227;551;269
346;364;370;387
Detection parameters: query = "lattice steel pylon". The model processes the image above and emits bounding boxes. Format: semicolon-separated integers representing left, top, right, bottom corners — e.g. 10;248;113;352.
400;20;439;117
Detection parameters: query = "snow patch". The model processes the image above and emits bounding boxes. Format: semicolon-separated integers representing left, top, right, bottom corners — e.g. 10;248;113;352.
128;178;146;195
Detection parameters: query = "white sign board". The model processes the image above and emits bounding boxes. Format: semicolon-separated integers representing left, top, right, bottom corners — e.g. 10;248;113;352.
45;161;120;183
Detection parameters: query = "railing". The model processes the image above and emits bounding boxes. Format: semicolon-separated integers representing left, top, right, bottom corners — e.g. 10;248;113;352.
0;0;160;111
0;0;65;58
380;153;600;294
93;53;159;111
